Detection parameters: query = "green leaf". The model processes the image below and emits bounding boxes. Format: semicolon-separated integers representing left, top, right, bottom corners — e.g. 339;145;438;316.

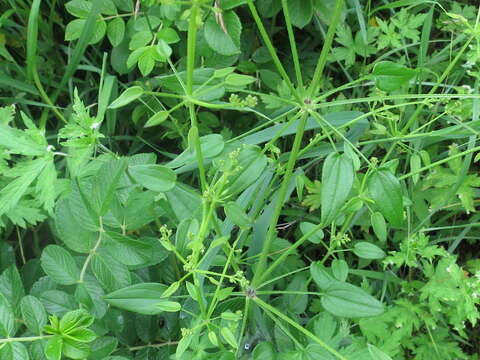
68;328;97;343
138;47;156;76
0;158;47;217
65;19;85;41
45;336;63;360
107;17;125;47
39;290;77;317
368;168;404;227
221;145;268;197
368;344;393;360
40;245;80;285
59;309;94;333
204;11;242;56
108;86;144;109
20;295;47;335
299;222;324;244
221;327;238;348
310;262;335;290
321;153;354;225
104;283;170;315
372;61;417;92
331;259;348;282
91;253;131;292
66;0;91;18
0;294;14;337
353;242;386;259
129;31;152;50
62;339;90;359
225;73;256;86
371;212;387;243
224;202;252;229
252;342;275;359
55;184;98;254
144;111;169;128
287;0;313;28
91;158;127;215
0;124;45;156
0;265;25;309
156;39;172;58
321;281;384;318
102;232;157;267
154;301;181;312
88;336;118;359
168;134;225;169
0;342;30;360
157;27;180;44
128;164;177;192
75;280;107;319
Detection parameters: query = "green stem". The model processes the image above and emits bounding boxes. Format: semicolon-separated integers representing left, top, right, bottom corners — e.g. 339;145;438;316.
246;0;301;103
256;223;323;286
281;0;304;91
0;335;52;344
253;297;347;360
399;145;480;180
400;35;475;133
79;217;104;283
186;4;207;193
308;0;345;98
251;112;308;287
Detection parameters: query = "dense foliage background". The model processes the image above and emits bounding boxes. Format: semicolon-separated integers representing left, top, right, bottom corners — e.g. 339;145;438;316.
1;0;480;359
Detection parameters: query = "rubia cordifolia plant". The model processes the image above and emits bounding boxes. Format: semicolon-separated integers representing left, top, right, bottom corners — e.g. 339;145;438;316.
1;0;480;359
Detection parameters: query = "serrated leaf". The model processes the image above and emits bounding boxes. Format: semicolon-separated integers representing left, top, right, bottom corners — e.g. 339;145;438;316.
67;328;97;343
88;336;118;359
368;344;393;360
45;336;63;360
156;39;172;58
39;290;77;317
321;153;354;225
0;158;47;217
107;17;125;47
65;0;90;18
40;245;80;285
108;86;144;109
287;0;313;28
101;232;155;266
0;294;14;337
0;265;25;310
20;295;47;335
252;342;275;359
62;338;90;359
91;253;131;292
90;158;127;215
204;11;242;56
157;27;180;44
0;342;30;360
368;168;404;227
